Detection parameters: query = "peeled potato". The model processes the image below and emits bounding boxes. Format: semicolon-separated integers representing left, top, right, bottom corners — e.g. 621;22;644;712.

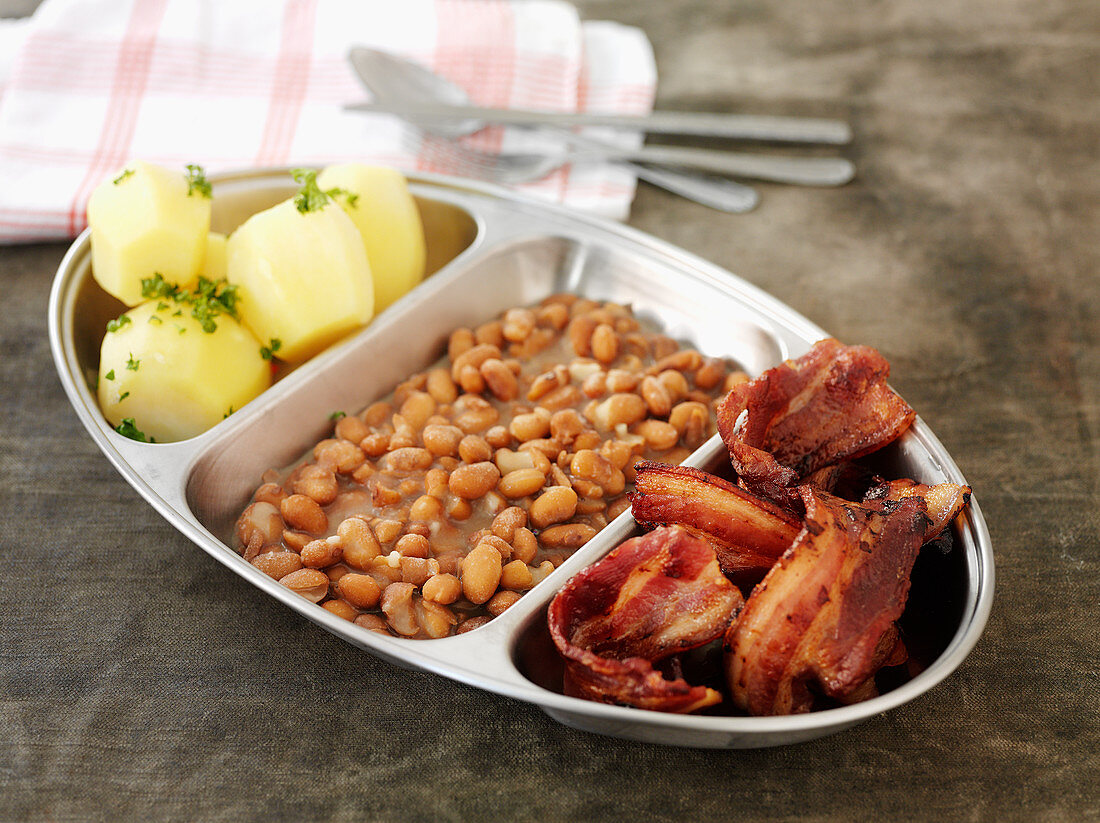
316;164;426;313
98;301;271;442
87;161;212;306
226;198;373;362
203;232;228;279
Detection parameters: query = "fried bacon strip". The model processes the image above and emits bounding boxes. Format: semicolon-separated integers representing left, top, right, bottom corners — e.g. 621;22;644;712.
864;478;971;542
548;526;743;713
630;461;800;579
725;487;931;716
717;339;916;506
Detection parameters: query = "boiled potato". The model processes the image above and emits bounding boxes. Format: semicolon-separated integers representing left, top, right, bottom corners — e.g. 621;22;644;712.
317;164;426;313
226;197;373;362
98;301;271;442
87;161;212;306
203;232;228;279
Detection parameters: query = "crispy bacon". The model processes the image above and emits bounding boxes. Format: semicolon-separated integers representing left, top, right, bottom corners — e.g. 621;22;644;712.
724;487;931;716
863;478;971;542
717;339;916;506
630;462;800;580
548;526;743;713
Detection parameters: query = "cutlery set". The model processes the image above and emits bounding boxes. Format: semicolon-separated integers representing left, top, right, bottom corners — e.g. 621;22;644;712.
345;47;855;212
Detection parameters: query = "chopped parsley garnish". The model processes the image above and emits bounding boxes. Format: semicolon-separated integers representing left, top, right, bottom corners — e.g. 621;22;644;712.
140;273;239;333
106;315;132;333
119;391;130;401
141;273;181;301
260;338;282;361
113;169;134;185
125;354;140;371
105;369;115;381
291;168;355;214
185;164;212;198
115;418;152;442
148;315;163;325
223;406;235;419
329;410;347;421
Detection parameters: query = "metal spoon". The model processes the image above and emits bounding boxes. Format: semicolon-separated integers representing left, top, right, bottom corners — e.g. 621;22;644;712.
347;47;761;213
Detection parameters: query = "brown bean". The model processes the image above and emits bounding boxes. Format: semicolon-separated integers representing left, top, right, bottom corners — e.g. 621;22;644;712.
301;538;342;569
381;582;419;636
252;551;303;580
373;519;404;545
422;573;461;604
539;523;597;549
426;367;459;404
635;419;680;451
447;497;472;521
474;320;504;347
693;357;726;390
398;391;437;430
607;496;632;520
509;412;551;442
335;415;370;445
394;533;429;559
279;568;329;603
591;323;619;364
724;370;751;393
605;369;638;393
354;613;391;635
371;483;401;507
502;308;536;342
490;507;527;543
237;501;283;551
424;468;449;498
363;401;392;427
456;615;492;634
529;486;578;528
480;358;519;401
400;556;435;586
292;464;338;505
498;468;547;498
571;478;604;499
461;543;503;605
422;424;462;457
337;573;381;609
538;385;585;411
511;527;538;564
415;599;458;638
450;343;501;382
640;375;673;418
588;393;647;430
360;432;390;458
486;590;522;616
500;560;534;591
458;363;486;394
321;599;357;621
485;425;512;449
458;434;492;463
573;430;603;452
568;315;598;356
382;447;433;472
526;369;561;401
253;483;286;507
581;370;608;398
280;494;327;535
655;349;703;373
409;494;444;521
452;397;499;433
536;302;570;330
282;530;312;552
448;461;501;499
314;439;365;474
447;327;475;361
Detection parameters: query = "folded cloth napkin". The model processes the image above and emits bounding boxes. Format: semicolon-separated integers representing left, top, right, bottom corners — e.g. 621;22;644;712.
0;0;656;244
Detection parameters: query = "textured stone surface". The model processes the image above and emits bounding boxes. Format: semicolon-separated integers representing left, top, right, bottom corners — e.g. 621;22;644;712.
1;0;1098;820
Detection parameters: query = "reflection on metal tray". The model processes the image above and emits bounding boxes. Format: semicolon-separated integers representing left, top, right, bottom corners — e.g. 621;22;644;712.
48;168;993;749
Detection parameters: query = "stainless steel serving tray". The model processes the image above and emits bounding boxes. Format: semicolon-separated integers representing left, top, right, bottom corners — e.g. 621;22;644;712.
49;169;994;748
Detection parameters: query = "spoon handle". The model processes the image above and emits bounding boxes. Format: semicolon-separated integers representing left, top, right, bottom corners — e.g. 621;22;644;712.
627;164;760;213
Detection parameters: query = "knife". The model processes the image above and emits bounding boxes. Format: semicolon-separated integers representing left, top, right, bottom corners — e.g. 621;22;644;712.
343;101;853;145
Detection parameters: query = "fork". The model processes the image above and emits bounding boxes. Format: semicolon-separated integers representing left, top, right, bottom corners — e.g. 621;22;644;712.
405;131;761;212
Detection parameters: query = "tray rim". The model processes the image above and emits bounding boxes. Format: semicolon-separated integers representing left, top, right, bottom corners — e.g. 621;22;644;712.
48;167;995;748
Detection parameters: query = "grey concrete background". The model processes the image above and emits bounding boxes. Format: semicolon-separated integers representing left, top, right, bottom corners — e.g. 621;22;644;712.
1;0;1098;820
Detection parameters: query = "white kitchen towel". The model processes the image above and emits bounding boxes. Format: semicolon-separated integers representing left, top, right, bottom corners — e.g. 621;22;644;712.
0;0;657;243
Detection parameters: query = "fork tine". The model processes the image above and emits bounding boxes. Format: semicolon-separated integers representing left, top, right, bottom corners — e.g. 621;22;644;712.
401;129;508;182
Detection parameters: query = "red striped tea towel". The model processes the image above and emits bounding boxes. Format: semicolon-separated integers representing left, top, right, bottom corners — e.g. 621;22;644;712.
0;0;656;243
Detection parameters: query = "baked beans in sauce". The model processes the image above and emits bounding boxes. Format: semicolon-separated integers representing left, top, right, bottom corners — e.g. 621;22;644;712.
234;294;747;638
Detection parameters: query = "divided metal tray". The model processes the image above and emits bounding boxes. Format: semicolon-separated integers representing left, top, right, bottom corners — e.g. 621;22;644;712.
49;169;994;748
